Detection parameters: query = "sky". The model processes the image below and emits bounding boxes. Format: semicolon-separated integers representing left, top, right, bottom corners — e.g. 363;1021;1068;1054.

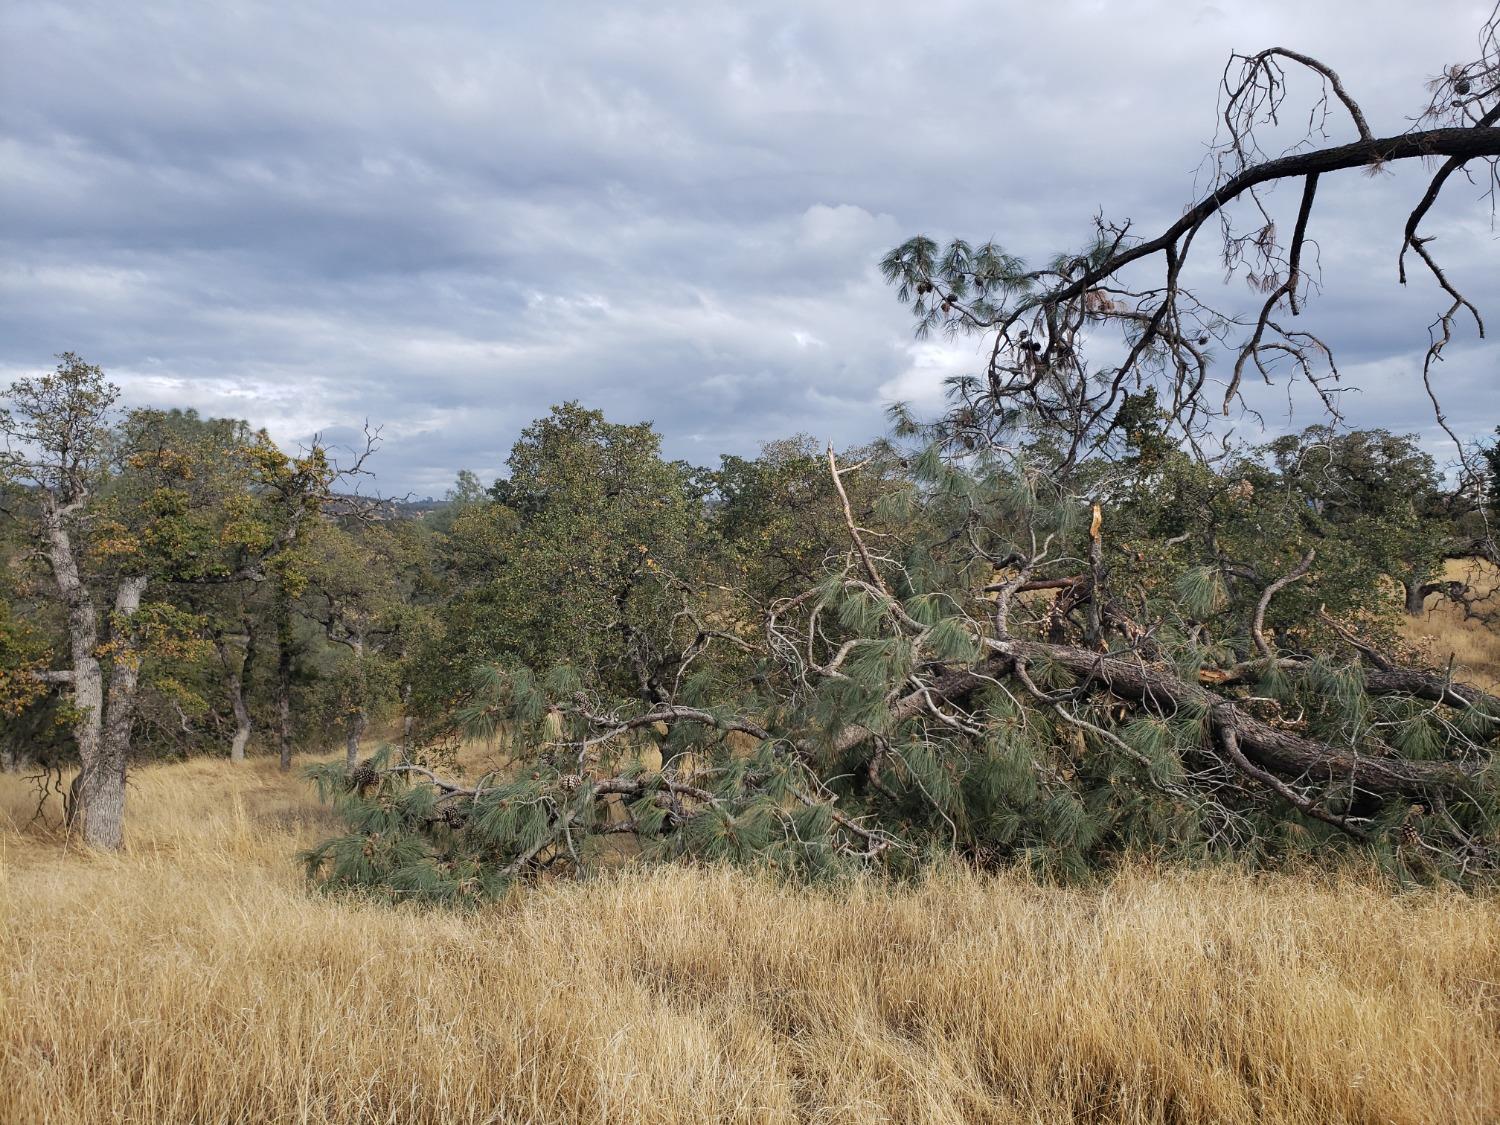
2;0;1496;496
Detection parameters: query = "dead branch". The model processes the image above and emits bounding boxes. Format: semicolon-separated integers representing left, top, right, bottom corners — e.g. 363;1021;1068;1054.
1251;549;1316;659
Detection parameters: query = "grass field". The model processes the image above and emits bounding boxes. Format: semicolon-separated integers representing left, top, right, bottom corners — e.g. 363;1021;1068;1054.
1400;559;1500;692
3;753;1499;1124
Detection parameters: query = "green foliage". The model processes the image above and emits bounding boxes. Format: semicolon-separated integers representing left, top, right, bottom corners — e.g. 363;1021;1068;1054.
422;402;713;704
7;357;1494;896
0;356;416;772
310;423;1499;903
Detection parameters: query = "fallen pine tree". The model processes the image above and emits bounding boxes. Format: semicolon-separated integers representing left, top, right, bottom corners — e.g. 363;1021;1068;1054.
304;444;1499;901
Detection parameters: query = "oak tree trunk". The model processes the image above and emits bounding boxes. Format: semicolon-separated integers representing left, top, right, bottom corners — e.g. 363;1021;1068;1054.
224;619;257;763
228;682;251;762
1403;577;1428;616
345;635;368;768
346;711;368;768
275;597;294;772
42;496;138;850
60;575;149;850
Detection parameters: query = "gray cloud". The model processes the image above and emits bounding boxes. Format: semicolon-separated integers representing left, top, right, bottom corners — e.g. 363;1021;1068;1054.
2;0;1495;495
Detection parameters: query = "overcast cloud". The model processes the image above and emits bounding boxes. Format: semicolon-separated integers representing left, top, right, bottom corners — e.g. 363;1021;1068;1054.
2;1;1495;494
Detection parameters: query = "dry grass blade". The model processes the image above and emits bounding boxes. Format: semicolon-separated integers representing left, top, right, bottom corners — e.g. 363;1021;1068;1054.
1401;559;1500;693
2;755;1498;1125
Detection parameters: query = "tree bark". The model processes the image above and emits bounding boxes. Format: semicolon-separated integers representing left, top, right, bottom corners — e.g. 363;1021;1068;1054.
225;664;249;762
1402;577;1428;616
275;595;294;772
995;639;1480;796
41;496;113;847
824;641;1481;799
218;622;255;764
72;576;149;850
1363;665;1500;711
346;710;368;768
401;685;413;764
346;634;367;768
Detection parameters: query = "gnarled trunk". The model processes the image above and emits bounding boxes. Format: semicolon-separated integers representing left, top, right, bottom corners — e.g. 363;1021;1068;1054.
275;595;295;772
89;577;148;849
217;631;251;764
1402;576;1428;616
228;679;251;763
62;575;148;850
345;635;367;768
42;495;135;850
227;619;257;763
69;743;127;850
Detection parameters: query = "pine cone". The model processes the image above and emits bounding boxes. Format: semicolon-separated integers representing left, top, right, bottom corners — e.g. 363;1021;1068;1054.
348;760;380;793
1399;804;1425;849
558;773;582;794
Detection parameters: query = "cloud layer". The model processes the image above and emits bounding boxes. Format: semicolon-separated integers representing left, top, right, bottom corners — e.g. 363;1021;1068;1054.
3;0;1495;493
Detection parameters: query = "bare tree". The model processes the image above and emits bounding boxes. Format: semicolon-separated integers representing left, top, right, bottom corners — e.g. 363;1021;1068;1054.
881;5;1500;512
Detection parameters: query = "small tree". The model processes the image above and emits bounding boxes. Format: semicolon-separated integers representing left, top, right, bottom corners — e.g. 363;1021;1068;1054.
429;403;714;703
0;356;138;847
1262;427;1469;616
300;520;415;766
0;355;374;848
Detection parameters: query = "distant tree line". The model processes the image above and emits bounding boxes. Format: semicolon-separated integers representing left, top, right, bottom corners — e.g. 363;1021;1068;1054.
1;352;1497;888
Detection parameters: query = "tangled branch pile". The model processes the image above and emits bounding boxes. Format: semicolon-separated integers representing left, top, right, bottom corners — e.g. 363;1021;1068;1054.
303;13;1500;901
306;441;1499;901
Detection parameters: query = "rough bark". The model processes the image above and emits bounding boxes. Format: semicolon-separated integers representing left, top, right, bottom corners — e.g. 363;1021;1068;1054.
81;576;150;850
219;622;255;764
1403;577;1429;616
1363;666;1500;712
275;596;294;772
41;496;104;784
226;664;250;763
36;488;155;849
345;635;367;768
346;709;368;769
994;639;1481;797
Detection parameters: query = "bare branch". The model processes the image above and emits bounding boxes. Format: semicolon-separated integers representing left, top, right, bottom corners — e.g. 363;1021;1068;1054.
1251;549;1316;659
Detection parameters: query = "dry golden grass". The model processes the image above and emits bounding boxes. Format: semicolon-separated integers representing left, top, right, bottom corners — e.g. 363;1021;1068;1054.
1400;559;1500;693
3;756;1499;1125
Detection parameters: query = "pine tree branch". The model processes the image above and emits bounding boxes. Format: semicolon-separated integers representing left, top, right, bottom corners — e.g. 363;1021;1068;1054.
987;638;1483;797
1214;712;1369;841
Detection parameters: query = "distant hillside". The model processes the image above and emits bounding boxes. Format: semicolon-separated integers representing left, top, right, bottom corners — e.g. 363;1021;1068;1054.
323;494;447;520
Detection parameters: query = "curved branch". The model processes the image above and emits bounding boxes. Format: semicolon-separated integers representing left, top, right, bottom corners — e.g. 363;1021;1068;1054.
1237;48;1375;143
1215;714;1368;840
1251;549;1316;659
1039;128;1500;320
